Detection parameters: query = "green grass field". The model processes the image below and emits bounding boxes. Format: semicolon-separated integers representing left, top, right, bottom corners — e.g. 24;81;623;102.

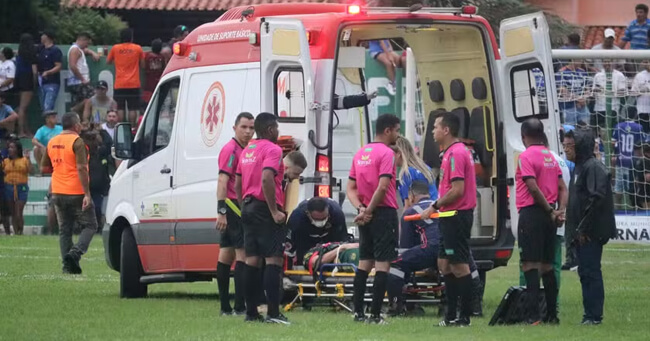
1;236;649;340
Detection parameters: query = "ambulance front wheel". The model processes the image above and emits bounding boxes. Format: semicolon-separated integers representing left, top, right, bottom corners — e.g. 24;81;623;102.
120;228;148;298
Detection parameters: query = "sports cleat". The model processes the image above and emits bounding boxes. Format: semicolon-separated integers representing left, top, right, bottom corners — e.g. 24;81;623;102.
353;312;367;322
366;315;388;325
244;314;264;323
220;310;234;316
63;253;82;275
232;310;246;316
527;319;542;326
265;314;291;325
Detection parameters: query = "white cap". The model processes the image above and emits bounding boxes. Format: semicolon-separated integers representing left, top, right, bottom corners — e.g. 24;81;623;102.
604;28;616;38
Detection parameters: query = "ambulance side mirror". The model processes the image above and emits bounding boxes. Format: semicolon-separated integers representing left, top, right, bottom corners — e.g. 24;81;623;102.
113;123;134;160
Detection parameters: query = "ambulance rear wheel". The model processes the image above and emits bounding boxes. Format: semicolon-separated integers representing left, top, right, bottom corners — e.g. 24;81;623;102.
120;228;148;298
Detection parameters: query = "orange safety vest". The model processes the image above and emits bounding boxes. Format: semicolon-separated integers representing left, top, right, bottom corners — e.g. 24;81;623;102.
48;133;87;195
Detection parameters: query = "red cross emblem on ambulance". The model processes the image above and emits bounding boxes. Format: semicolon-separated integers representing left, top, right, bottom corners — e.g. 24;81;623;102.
200;82;226;147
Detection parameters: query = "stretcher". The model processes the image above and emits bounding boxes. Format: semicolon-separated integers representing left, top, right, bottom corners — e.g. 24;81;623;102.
282;262;445;313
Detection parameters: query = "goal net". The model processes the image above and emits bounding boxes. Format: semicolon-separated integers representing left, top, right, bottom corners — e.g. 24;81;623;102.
549;50;650;213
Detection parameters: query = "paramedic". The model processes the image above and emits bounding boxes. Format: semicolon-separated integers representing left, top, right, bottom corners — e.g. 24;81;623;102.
287;197;349;264
216;112;255;316
564;129;616;325
348;114;401;324
420;112;477;327
236;113;297;325
516;118;567;325
41;112;97;274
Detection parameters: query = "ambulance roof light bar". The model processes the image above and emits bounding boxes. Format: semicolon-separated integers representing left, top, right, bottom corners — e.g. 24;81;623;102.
362;5;478;15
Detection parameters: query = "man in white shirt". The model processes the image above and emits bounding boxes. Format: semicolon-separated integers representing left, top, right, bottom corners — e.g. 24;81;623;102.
101;110;118;140
631;59;650;132
591;59;627;130
590;28;626;72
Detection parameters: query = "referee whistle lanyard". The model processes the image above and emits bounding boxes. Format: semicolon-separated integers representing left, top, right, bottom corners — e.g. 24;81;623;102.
225;199;241;217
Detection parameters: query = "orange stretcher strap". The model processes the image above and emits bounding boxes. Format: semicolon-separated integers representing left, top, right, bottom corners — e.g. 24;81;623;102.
403;210;458;222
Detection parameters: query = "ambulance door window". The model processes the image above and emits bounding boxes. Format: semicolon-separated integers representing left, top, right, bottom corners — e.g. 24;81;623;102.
136;78;180;160
510;63;548;121
275;69;306;122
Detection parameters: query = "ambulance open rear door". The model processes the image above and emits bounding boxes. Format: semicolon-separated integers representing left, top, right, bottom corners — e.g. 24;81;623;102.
259;18;317;218
497;12;561;238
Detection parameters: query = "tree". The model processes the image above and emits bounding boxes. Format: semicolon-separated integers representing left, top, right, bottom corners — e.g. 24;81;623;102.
390;0;577;47
52;7;128;45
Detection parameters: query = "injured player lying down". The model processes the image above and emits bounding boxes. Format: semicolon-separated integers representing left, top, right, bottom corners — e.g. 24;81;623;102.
304;180;483;317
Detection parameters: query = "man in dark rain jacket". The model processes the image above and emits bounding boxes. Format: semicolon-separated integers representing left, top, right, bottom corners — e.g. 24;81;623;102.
563;129;616;325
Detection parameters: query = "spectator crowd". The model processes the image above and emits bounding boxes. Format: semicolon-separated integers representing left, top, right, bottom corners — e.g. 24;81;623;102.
0;24;184;235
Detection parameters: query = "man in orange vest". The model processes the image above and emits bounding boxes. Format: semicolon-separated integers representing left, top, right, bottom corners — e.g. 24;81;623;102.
41;112;97;274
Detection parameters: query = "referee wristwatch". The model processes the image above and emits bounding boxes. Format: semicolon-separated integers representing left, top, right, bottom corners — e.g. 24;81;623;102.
431;201;440;210
218;200;227;216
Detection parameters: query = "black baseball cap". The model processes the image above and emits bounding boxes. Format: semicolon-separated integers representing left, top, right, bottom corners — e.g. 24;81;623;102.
96;80;108;89
43;110;57;117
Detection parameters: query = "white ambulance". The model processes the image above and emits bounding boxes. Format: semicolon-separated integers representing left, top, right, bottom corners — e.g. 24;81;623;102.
104;3;561;297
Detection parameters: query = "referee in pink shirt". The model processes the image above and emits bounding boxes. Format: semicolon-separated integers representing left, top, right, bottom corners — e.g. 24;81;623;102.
420;112;476;327
515;118;567;325
347;114;401;325
236;113;291;324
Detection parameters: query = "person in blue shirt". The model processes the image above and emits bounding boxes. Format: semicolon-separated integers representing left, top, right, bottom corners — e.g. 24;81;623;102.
32;110;63;166
394;136;438;207
620;4;650;50
368;40;405;96
37;31;63;112
386;180;481;317
556;60;590;126
612;111;645;206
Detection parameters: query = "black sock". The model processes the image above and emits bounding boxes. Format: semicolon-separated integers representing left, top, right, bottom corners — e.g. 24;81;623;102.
258;264;266;306
216;262;232;312
524;269;541;321
457;274;473;321
386;273;405;310
234;261;246;312
353;269;369;315
443;274;458;321
244;264;260;316
371;271;388;317
541;270;558;318
264;264;283;318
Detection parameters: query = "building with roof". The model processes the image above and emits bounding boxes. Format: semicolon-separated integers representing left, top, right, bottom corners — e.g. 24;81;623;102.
526;0;642;49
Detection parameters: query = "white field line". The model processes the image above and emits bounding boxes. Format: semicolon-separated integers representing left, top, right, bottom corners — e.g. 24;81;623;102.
0;254;104;262
0;246;102;252
605;248;650;252
0;272;118;282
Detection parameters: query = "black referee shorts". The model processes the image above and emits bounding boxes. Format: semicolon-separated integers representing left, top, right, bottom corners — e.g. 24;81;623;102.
518;205;556;264
438;209;473;264
219;202;244;249
359;207;398;262
241;197;287;258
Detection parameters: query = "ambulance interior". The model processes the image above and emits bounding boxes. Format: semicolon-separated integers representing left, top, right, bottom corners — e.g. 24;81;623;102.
332;23;498;242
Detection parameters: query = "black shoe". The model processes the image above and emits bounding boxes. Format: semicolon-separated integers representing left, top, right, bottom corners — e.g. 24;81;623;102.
543;315;560;325
232;310;246;316
220;310;233;316
63;253;82;275
526;318;542;326
265;314;291;325
366;315;388;325
244;314;264;323
353;312;366;322
561;262;577;271
438;318;470;327
581;319;602;325
62;265;73;274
